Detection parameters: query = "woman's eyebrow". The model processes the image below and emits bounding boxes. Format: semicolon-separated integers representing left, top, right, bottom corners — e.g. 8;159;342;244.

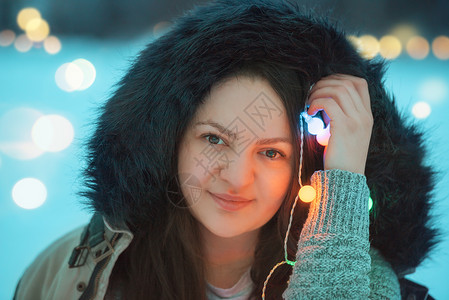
195;121;237;140
194;120;292;146
255;137;292;146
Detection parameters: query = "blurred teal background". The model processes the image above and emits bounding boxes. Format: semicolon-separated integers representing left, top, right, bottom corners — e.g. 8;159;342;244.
1;1;449;298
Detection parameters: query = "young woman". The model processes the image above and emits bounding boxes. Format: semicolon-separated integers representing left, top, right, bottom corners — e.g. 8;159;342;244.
15;0;438;299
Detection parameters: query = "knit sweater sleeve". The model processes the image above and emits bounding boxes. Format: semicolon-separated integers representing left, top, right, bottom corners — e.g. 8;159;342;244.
282;169;400;299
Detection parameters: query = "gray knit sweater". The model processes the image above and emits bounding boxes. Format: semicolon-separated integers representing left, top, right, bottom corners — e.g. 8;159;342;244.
283;169;401;299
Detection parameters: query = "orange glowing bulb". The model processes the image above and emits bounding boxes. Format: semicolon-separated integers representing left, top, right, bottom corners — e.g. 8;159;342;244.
298;185;316;203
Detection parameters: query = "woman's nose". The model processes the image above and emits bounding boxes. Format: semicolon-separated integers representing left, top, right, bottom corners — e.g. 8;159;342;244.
218;152;255;191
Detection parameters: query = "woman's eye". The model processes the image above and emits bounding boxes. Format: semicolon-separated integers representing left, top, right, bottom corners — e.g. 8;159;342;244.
202;134;285;160
262;149;285;159
204;134;225;145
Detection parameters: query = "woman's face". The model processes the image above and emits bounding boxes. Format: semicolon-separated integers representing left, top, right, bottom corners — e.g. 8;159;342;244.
177;76;294;238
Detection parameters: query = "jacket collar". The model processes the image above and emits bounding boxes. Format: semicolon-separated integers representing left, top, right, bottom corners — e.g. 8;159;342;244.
68;213;133;268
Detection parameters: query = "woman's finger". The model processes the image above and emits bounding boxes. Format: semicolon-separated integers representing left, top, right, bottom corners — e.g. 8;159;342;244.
318;74;371;114
307;97;345;124
308;85;359;118
309;76;368;115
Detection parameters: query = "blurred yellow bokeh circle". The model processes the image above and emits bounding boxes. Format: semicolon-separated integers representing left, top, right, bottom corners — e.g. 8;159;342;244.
17;7;41;30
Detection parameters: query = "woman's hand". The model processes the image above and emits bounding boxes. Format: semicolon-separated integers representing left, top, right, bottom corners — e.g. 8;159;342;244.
307;74;373;175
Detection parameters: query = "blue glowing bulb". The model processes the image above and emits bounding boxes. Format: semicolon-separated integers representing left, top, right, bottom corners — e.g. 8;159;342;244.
307;117;325;135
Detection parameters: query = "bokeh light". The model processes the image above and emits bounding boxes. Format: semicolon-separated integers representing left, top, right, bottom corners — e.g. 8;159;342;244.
299;185;316;203
0;30;16;47
316;125;331;147
55;59;96;92
0;108;44;160
358;35;380;59
43;36;61;54
25;18;50;42
432;36;449;60
17;7;41;31
55;62;84;92
406;36;430;59
72;59;96;90
153;21;172;37
368;197;373;211
307;117;325;135
412;102;431;119
418;78;448;103
12;178;47;209
347;35;363;54
31;115;75;152
14;34;33;52
379;35;402;59
389;24;419;45
64;63;84;90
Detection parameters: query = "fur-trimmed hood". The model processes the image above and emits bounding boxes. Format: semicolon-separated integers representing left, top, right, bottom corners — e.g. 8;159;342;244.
82;0;438;277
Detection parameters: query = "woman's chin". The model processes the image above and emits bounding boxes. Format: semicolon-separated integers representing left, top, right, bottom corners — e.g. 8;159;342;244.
200;222;259;240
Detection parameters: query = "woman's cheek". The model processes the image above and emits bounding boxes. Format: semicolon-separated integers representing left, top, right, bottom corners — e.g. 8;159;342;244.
262;166;292;203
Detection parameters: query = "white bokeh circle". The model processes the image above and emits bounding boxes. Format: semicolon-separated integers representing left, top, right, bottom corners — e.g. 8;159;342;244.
12;178;47;209
55;62;84;92
55;59;95;92
0;107;44;160
72;58;96;90
412;102;431;119
32;114;74;152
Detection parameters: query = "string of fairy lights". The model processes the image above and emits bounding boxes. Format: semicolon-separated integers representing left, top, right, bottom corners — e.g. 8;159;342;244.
0;6;447;211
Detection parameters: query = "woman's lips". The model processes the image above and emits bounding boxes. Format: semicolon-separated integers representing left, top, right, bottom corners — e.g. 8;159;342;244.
209;192;253;212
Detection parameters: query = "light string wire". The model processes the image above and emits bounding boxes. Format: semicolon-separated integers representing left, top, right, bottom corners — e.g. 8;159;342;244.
261;105;307;299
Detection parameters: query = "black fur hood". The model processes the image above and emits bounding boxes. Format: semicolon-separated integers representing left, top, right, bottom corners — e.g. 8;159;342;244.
82;0;438;277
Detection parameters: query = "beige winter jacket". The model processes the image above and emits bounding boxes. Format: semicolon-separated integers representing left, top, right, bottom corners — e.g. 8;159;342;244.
14;215;133;300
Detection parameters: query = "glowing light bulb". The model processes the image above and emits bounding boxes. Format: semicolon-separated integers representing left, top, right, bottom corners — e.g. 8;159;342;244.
307;118;325;135
368;197;373;211
301;112;325;135
316;125;331;146
298;185;316;203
